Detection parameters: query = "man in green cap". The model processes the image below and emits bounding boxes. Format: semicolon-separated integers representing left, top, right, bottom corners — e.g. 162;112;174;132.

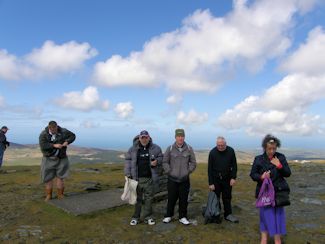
162;129;197;225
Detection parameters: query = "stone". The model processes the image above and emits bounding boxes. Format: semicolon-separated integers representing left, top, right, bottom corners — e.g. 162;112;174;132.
300;198;323;205
153;223;177;232
48;189;126;215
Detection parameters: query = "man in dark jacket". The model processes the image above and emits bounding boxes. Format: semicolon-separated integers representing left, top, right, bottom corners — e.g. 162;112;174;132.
39;121;76;201
162;129;196;225
124;130;163;226
208;136;239;223
0;126;10;169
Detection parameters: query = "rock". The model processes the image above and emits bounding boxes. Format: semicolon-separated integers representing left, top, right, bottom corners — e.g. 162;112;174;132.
153;223;177;232
74;168;101;173
294;223;319;231
16;229;29;237
300;198;323;205
1;233;11;240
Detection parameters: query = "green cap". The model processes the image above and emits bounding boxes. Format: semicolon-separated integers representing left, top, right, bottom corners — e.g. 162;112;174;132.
175;128;185;137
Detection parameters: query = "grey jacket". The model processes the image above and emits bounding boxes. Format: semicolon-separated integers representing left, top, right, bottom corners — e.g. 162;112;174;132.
124;136;163;182
163;142;197;182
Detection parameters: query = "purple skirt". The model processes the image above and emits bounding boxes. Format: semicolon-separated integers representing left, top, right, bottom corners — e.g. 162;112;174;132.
259;206;286;237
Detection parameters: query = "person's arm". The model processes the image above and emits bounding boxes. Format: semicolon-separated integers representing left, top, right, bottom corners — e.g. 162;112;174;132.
188;146;197;174
250;157;263;182
63;129;76;145
162;146;171;173
39;132;53;151
156;146;163;167
230;149;237;180
208;151;214;185
278;155;291;178
0;133;5;144
124;147;132;177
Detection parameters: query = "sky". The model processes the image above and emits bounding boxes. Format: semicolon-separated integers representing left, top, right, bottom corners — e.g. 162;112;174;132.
1;0;325;150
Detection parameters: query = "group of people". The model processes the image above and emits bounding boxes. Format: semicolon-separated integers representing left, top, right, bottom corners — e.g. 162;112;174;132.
1;121;291;243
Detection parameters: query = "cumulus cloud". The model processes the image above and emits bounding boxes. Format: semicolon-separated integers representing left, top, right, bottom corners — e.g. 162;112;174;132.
92;0;315;93
177;110;209;125
166;94;183;105
218;27;325;136
114;102;134;119
0;40;97;81
280;26;325;76
56;86;109;112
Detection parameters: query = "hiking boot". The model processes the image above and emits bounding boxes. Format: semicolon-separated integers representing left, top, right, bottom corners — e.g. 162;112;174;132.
57;188;64;200
44;188;52;202
225;214;239;223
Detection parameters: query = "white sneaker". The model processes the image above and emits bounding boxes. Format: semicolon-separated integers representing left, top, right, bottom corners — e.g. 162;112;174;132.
179;217;190;225
130;219;138;226
163;217;172;223
145;218;155;225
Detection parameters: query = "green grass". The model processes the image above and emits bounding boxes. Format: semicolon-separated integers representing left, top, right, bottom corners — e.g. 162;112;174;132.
0;163;324;243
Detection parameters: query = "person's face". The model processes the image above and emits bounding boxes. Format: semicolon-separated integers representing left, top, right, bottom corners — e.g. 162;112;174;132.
216;139;227;151
49;125;58;134
265;143;277;158
139;135;150;146
175;135;185;146
2;129;8;134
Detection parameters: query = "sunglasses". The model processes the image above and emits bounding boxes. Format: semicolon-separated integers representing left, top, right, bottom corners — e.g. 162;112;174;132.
140;136;149;139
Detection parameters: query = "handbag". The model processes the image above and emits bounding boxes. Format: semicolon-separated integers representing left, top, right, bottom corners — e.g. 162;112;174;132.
121;176;138;205
256;178;275;208
275;190;290;207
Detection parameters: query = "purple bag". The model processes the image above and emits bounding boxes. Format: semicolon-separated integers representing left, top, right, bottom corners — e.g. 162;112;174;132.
256;178;275;208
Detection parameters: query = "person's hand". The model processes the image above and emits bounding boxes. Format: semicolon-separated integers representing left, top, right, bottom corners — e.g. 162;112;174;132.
271;156;281;167
209;184;215;191
230;179;236;186
62;141;69;147
261;170;271;180
53;144;63;149
151;160;157;167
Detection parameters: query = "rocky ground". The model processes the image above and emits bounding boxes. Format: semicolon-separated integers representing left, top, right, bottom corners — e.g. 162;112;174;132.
0;163;324;243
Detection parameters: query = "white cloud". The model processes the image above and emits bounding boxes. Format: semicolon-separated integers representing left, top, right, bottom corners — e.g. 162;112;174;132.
0;41;97;81
166;94;183;104
56;86;109;112
177;110;208;125
92;0;315;93
280;26;325;76
114;102;134;119
80;120;100;129
218;25;325;136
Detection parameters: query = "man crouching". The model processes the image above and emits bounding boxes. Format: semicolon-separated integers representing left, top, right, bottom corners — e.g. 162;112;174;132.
39;121;76;201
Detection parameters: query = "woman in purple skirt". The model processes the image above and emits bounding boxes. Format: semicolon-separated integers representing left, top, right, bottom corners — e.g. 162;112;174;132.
250;135;291;244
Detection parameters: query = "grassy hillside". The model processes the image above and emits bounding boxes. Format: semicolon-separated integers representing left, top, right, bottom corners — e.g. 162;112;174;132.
0;162;324;243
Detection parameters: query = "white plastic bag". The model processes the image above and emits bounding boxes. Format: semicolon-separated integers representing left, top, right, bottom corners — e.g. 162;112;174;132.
121;176;138;205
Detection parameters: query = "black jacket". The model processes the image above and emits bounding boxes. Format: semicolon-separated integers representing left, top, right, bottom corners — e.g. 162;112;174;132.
0;131;9;151
208;146;237;185
250;152;291;198
39;126;76;158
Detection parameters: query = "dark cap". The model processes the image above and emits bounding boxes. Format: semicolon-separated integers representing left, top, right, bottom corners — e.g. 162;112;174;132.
139;130;150;137
175;128;185;137
1;126;9;130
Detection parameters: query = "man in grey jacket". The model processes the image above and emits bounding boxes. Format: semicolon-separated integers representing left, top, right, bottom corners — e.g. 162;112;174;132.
0;126;10;169
162;129;196;225
124;130;163;226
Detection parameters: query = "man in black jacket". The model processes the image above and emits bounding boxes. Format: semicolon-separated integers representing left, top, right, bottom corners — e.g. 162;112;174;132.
39;121;76;201
0;126;10;169
208;136;239;223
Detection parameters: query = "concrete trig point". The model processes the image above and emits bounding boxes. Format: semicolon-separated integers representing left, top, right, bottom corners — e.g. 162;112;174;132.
49;174;168;216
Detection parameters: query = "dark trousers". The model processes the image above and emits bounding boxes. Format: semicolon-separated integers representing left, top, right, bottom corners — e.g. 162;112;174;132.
165;178;190;219
0;149;4;167
214;179;232;217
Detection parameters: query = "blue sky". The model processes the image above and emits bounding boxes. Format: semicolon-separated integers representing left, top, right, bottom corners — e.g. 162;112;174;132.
1;0;325;150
